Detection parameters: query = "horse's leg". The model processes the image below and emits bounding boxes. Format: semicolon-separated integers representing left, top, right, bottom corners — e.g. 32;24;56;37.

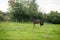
40;22;42;27
40;23;41;27
40;22;44;27
33;23;35;29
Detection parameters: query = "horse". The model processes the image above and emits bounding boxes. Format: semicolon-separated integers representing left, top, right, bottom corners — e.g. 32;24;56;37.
31;18;44;28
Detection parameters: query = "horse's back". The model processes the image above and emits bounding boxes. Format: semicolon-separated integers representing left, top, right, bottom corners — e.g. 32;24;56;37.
33;19;41;24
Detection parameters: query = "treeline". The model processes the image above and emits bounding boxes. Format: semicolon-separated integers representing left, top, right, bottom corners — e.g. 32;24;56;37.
0;0;60;24
43;11;60;24
8;0;42;22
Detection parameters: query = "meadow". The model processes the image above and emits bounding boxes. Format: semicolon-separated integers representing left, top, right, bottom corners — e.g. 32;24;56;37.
0;22;60;40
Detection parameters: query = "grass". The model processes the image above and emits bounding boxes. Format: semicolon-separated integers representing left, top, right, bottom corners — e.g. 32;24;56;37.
0;22;60;40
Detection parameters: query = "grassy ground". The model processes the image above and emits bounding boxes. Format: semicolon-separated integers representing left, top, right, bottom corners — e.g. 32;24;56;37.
0;22;60;40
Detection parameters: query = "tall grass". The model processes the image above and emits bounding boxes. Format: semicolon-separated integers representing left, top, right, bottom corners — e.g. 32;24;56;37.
0;22;60;40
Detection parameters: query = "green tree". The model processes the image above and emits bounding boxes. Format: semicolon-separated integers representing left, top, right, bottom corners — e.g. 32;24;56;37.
28;0;38;18
0;11;5;21
8;0;39;22
47;11;60;24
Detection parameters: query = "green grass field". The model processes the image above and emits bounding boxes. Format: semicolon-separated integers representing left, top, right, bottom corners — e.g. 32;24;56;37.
0;22;60;40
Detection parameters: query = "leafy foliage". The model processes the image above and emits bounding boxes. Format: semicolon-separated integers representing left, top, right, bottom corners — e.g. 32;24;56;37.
44;11;60;24
0;0;60;24
8;0;40;22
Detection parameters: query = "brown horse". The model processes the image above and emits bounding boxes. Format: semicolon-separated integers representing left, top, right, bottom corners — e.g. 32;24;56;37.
32;19;44;28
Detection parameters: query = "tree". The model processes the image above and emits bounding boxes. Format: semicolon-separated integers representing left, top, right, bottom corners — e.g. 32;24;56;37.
0;11;4;21
47;11;60;24
8;0;39;22
28;0;38;18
